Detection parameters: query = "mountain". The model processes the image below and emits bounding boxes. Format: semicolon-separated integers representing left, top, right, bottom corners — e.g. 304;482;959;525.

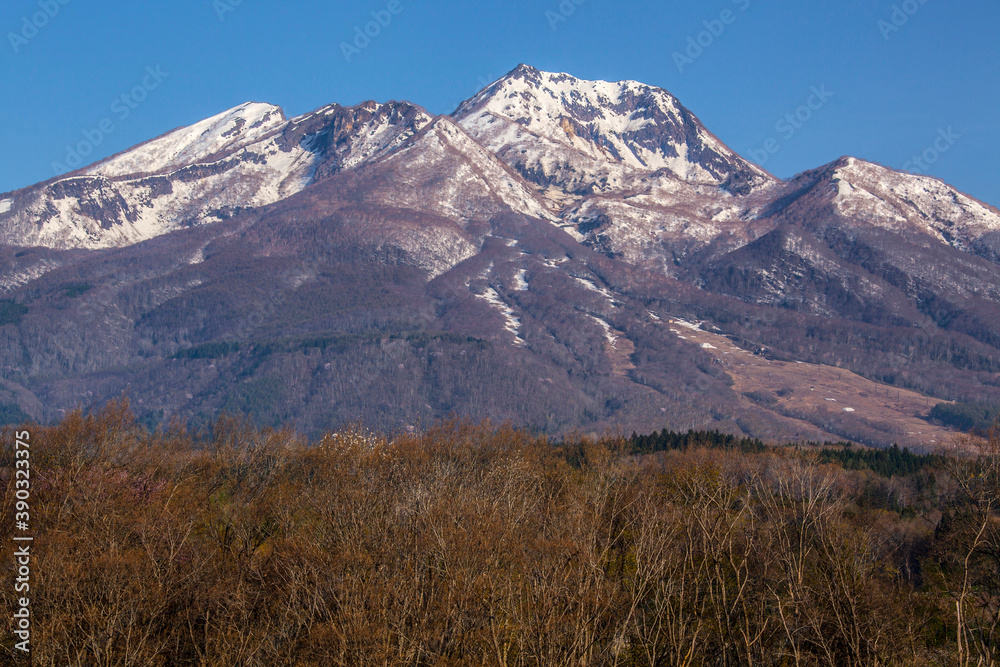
764;156;1000;257
453;64;770;193
1;65;998;450
0;100;432;249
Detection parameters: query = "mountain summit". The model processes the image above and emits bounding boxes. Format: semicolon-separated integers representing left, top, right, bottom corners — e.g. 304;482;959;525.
454;64;770;195
1;66;998;448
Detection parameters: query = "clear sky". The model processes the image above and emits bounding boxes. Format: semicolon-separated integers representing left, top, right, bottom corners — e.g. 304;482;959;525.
2;0;998;205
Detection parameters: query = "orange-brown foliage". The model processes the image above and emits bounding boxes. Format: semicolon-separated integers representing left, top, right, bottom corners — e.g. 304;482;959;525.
1;401;997;666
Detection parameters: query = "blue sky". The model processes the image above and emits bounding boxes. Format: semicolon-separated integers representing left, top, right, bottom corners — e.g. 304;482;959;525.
3;0;998;205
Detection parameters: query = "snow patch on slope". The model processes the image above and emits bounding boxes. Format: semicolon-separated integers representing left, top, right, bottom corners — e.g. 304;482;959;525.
590;314;618;345
572;275;618;306
0;258;61;291
479;288;525;345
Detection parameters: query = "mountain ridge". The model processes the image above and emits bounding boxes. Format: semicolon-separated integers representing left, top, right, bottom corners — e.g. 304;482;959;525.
3;65;997;254
1;65;998;449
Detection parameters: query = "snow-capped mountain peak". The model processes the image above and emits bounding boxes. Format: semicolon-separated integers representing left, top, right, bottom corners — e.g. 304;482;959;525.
768;156;1000;254
88;102;287;179
0;100;431;250
454;65;769;188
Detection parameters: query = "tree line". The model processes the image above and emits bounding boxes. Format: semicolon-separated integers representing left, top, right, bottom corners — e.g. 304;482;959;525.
930;401;1000;435
1;401;998;665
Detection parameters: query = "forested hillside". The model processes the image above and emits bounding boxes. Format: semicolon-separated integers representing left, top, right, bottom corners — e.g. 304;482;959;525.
931;401;1000;434
2;402;997;665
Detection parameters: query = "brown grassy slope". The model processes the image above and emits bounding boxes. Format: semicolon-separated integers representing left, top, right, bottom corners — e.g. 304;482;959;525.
664;319;959;451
